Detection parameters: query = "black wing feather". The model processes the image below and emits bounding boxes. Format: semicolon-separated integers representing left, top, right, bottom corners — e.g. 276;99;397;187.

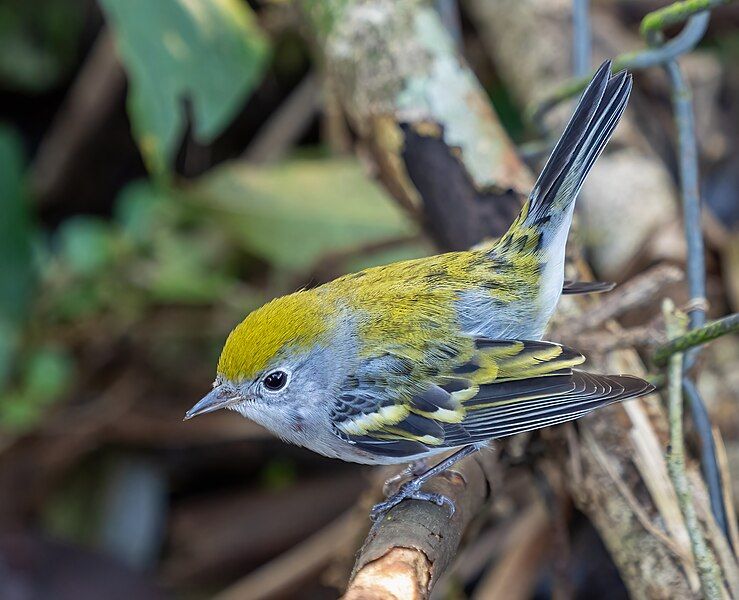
443;372;651;445
562;280;616;294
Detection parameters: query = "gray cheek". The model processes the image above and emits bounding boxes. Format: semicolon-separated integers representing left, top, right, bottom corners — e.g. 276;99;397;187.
289;411;306;433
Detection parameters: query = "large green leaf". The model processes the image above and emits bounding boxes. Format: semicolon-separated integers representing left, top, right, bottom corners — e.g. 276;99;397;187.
100;0;269;175
186;157;423;271
0;125;34;387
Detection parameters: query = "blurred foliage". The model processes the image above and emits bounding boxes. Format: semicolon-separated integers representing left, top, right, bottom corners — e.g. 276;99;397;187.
100;0;270;176
188;158;422;272
0;0;85;92
0;126;33;387
0;125;63;434
0;153;424;433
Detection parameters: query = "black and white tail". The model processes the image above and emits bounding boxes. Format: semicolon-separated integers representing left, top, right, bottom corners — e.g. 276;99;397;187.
493;61;632;311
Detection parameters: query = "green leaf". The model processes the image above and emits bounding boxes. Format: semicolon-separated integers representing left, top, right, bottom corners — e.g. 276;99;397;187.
114;180;173;243
0;346;72;432
57;217;116;276
0;125;34;387
186;157;421;271
145;229;234;303
23;346;73;403
0;391;42;432
100;0;270;175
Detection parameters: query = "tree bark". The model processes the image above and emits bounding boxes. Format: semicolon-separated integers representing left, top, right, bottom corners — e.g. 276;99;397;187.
299;0;531;250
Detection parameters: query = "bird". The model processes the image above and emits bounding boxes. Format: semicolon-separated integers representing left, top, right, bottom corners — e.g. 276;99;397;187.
185;61;653;522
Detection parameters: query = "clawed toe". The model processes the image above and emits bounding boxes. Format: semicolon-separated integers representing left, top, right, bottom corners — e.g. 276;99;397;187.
371;446;477;522
370;484;456;522
425;492;456;516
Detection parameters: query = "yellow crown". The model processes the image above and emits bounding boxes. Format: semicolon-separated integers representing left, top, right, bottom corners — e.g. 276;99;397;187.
217;290;329;382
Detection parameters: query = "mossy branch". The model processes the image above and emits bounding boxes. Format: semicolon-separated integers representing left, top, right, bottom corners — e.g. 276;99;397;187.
653;312;739;367
640;0;731;37
663;299;724;600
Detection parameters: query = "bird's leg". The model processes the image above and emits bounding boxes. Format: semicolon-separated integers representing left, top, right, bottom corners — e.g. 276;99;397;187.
370;444;480;522
382;458;430;495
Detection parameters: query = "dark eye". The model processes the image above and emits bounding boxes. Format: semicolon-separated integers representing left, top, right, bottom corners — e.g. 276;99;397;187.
263;371;288;391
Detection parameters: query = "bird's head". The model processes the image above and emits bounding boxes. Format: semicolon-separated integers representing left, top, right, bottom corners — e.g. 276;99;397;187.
185;290;343;427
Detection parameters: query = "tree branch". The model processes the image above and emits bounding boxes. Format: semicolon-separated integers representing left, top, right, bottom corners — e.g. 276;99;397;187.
298;0;531;250
653;312;739;366
345;450;497;599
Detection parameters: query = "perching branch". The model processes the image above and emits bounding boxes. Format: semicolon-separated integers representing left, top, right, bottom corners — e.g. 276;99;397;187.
345;450;497;599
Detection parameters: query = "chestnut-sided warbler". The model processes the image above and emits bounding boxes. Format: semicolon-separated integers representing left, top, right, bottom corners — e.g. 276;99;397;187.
186;62;653;521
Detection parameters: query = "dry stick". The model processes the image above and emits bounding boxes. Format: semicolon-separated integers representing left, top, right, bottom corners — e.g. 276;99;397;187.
663;299;723;599
242;73;321;164
584;429;691;562
562;263;683;335
470;502;552;600
713;428;739;558
214;511;362;600
564;324;662;354
30;29;125;203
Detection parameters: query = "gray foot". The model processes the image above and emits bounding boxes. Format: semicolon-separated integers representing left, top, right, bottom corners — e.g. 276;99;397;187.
370;480;455;522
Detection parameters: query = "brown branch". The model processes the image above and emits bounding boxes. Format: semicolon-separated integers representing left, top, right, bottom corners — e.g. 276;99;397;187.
471;502;552;600
30;29;125;204
242;73;321;164
344;449;497;599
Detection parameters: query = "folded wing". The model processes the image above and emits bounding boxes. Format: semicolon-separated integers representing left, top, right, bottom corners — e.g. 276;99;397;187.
331;338;653;458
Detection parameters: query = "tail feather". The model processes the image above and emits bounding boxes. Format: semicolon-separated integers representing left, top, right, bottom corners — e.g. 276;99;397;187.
483;61;631;338
495;61;632;256
527;60;612;225
526;61;632;231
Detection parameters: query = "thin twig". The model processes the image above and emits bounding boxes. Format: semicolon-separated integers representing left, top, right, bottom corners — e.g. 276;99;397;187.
214;510;362;600
652;312;739;366
663;299;723;600
713;427;739;558
585;430;691;562
242;73;321;164
471;502;552;600
554;263;683;337
528;8;715;124
640;0;732;37
30;29;125;203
